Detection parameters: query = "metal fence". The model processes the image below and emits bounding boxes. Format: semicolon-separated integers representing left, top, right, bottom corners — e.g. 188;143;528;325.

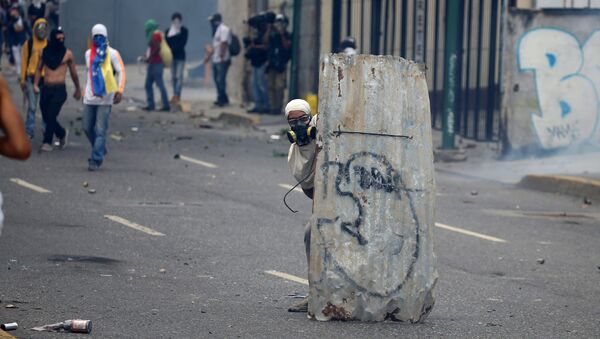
326;0;503;141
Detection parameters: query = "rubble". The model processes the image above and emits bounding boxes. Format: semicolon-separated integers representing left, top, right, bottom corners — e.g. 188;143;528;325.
1;323;18;331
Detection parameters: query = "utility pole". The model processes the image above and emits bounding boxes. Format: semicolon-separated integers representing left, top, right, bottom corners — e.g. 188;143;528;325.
441;0;460;149
289;0;302;100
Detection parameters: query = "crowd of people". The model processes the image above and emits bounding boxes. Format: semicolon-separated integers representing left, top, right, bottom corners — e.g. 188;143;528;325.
0;0;59;74
200;11;292;115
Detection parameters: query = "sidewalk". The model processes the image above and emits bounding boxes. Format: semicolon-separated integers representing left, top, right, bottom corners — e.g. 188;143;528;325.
434;136;600;201
120;63;289;133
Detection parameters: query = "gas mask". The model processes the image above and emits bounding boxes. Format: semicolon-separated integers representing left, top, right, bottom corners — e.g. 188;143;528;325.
34;22;48;40
287;115;317;146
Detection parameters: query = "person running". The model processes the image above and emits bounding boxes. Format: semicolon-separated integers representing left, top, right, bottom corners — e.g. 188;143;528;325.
33;28;82;152
20;18;48;139
142;19;170;112
83;24;125;171
165;12;187;105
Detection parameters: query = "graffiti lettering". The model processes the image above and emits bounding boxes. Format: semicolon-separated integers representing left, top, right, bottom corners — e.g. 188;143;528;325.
518;28;600;149
321;152;423;245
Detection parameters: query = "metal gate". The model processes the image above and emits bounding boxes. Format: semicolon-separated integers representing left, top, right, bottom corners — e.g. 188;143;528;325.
327;0;502;141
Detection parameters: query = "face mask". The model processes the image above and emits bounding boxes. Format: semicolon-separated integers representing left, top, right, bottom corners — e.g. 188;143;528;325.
34;23;48;40
287;116;317;146
93;34;106;47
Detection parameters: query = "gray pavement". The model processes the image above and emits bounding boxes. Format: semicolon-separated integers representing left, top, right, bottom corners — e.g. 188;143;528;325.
0;65;599;338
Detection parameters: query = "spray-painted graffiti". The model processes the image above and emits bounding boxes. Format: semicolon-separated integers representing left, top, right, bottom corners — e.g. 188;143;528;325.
518;28;600;149
316;152;423;297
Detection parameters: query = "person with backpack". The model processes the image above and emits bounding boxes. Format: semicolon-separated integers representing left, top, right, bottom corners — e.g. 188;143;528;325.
203;13;231;107
266;14;291;115
165;12;187;105
20;17;48;139
142;19;170;112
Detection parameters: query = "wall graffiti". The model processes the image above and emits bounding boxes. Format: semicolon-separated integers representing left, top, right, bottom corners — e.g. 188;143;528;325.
517;28;600;149
316;152;424;297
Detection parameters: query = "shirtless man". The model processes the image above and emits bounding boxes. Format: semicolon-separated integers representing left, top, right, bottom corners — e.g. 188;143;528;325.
33;28;81;151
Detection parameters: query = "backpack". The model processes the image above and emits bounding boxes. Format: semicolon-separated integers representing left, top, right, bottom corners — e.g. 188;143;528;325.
158;31;173;67
229;33;241;57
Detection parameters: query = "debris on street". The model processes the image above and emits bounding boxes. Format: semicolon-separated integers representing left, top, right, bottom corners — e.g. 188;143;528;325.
31;319;92;333
110;132;124;142
536;258;546;265
1;322;18;331
5;304;16;309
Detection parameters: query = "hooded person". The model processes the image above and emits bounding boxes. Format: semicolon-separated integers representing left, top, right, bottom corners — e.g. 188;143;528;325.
42;28;67;71
142;19;170;112
82;23;126;171
20;18;48;139
33;28;82;152
286;99;319;195
284;99;320;313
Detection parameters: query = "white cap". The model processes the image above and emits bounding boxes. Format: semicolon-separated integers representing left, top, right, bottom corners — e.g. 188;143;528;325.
92;24;108;37
285;99;311;118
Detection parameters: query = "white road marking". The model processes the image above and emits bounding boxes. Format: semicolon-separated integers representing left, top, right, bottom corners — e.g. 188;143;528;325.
278;183;303;193
435;222;507;243
104;215;165;236
10;178;51;193
265;270;309;285
179;155;218;168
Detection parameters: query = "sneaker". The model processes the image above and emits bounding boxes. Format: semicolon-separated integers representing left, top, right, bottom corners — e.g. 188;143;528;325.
142;106;155;111
287;298;308;313
58;130;69;150
88;162;100;171
40;143;54;152
159;106;171;112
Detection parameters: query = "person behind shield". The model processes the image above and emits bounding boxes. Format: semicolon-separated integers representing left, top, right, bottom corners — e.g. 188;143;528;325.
285;99;320;312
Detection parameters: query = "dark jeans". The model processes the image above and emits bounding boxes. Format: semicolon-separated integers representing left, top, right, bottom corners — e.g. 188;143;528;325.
145;63;170;110
40;84;67;144
212;60;230;105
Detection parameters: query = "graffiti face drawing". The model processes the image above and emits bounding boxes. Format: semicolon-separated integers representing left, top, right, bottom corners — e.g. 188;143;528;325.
318;152;423;297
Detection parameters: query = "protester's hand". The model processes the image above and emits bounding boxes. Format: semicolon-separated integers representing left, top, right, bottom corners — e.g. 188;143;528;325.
113;92;122;104
33;84;40;94
20;82;26;92
73;88;82;101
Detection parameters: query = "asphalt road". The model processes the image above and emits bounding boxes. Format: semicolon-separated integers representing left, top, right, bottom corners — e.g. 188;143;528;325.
0;73;599;338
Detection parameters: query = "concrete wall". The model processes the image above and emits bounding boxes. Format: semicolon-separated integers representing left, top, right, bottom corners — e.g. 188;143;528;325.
501;9;600;154
60;0;217;63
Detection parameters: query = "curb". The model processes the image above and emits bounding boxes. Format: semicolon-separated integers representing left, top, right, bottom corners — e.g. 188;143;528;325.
518;174;600;202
